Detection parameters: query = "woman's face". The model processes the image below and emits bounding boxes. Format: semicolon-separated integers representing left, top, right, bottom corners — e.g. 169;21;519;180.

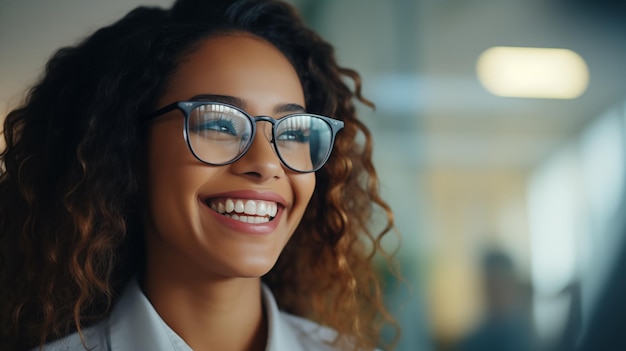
143;33;315;280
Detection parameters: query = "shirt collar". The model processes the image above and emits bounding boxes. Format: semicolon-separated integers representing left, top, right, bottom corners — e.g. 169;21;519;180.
108;279;190;351
107;280;298;351
262;284;303;350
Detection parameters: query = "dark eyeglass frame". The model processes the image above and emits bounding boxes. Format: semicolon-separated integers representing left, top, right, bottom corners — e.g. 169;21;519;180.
146;101;345;173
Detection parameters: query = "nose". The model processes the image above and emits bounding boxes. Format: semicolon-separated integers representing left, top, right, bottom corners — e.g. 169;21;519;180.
229;121;284;181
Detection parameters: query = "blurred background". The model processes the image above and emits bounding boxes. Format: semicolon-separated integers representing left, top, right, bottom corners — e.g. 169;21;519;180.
1;1;625;350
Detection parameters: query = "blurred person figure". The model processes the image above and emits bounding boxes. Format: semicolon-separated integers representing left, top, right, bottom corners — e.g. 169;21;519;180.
559;219;626;350
458;249;534;351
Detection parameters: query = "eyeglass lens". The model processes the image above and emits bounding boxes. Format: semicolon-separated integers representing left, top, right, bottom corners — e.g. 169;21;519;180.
186;103;335;172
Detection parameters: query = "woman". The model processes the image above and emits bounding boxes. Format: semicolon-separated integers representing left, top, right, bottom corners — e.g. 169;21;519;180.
0;0;397;350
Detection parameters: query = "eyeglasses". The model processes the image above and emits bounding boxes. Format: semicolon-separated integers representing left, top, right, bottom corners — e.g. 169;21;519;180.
147;101;344;173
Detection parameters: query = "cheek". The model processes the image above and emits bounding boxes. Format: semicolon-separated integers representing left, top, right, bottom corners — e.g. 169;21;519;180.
294;173;316;209
284;173;315;240
144;123;205;228
147;128;186;200
147;120;209;191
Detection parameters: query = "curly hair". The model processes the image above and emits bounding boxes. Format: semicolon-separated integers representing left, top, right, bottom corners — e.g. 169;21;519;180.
0;1;398;350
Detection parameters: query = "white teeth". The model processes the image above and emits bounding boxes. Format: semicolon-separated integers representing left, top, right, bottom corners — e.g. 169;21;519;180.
235;200;245;213
225;199;234;213
220;214;271;224
209;198;279;221
244;200;256;215
257;201;267;216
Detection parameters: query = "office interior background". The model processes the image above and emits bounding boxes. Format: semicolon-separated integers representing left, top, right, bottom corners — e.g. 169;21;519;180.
1;1;625;350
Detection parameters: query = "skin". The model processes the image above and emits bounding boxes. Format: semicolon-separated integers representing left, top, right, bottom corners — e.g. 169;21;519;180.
142;32;315;351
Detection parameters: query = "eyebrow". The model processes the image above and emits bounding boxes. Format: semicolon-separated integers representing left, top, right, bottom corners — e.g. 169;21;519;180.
189;94;306;115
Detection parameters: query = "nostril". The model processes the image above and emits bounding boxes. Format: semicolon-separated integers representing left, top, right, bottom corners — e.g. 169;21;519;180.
244;171;263;178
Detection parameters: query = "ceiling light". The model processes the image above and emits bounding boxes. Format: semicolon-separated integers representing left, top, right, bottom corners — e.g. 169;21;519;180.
477;46;589;99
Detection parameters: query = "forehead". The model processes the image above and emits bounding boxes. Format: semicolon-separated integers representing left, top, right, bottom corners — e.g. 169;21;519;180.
160;32;305;109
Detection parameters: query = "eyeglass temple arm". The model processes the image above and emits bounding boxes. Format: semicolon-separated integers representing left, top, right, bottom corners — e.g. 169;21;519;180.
145;102;183;121
328;118;344;133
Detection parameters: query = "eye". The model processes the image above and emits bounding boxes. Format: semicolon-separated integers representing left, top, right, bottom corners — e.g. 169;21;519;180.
194;117;239;136
189;107;250;141
276;129;310;143
276;116;312;143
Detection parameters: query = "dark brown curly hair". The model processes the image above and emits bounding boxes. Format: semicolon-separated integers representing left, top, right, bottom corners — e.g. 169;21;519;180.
0;1;398;350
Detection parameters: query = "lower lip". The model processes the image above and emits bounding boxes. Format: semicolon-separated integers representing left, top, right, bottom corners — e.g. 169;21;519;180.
202;201;283;235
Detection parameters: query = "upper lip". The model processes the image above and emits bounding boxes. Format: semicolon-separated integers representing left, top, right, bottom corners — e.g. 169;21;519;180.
200;189;288;207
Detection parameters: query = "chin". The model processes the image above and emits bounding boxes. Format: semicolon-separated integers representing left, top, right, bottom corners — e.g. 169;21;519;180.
225;257;278;278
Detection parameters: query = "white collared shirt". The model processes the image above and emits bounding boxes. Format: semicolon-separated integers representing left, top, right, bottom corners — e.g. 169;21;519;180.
37;280;344;351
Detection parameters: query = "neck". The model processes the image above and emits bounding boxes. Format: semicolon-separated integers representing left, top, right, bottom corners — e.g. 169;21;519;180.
142;257;268;351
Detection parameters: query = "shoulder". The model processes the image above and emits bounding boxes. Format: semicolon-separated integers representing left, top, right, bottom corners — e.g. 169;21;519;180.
277;311;381;351
263;285;339;351
263;285;379;351
279;312;339;350
31;322;108;351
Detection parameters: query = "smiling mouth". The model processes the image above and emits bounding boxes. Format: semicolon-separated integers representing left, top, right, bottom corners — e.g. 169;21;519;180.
206;198;278;224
